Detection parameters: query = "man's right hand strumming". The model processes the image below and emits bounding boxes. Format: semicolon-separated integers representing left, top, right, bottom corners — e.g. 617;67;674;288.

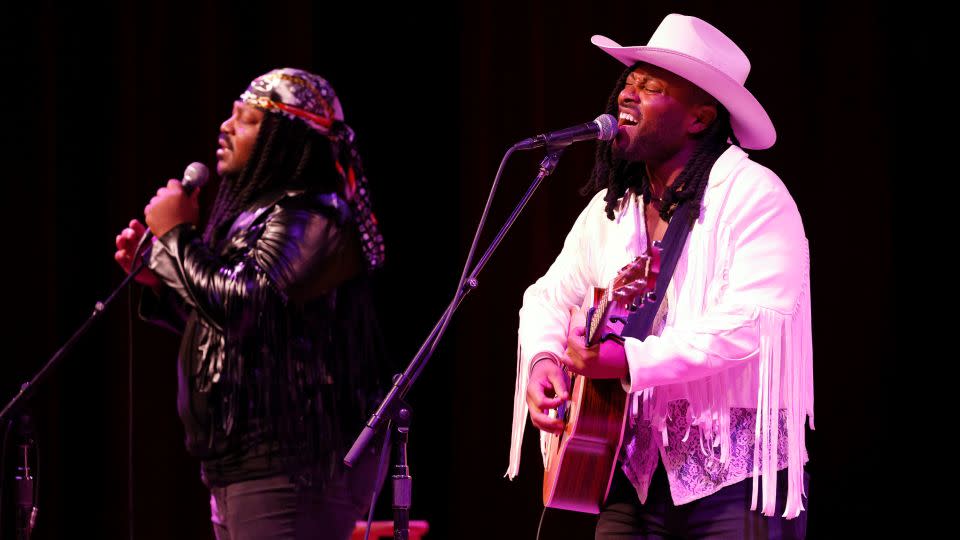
114;218;161;289
525;358;570;434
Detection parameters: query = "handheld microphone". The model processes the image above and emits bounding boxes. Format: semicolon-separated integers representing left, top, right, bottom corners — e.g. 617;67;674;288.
131;162;210;265
513;114;618;150
180;162;210;195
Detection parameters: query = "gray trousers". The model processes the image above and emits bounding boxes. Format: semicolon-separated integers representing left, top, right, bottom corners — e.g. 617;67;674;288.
209;447;385;540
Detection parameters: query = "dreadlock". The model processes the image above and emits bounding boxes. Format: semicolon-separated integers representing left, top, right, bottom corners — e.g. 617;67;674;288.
581;62;739;223
203;113;339;246
196;112;387;485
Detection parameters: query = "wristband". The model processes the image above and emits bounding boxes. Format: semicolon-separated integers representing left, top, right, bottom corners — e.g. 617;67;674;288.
529;353;562;376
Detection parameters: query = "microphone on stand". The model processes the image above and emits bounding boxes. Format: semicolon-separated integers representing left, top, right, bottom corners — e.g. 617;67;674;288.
513;114;618;150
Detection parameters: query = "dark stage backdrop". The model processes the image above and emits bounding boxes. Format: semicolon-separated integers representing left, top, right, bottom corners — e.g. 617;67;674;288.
0;1;919;538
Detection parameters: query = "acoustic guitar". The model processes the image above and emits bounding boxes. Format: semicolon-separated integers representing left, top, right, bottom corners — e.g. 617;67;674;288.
542;245;662;513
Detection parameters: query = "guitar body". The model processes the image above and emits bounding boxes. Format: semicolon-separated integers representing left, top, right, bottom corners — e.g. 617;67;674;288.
542;249;661;513
542;352;629;513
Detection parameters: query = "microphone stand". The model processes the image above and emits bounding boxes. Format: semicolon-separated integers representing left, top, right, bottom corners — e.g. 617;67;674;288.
0;255;151;426
345;144;567;540
0;238;154;537
14;413;37;540
0;164;204;537
0;165;199;424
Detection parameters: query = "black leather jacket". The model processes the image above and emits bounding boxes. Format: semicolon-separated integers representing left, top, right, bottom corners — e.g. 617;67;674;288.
141;189;382;485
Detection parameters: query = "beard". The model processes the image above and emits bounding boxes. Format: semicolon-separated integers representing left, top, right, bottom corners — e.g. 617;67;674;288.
611;121;686;165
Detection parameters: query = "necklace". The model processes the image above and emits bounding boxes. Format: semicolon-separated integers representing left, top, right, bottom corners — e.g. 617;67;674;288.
645;182;665;204
646;189;664;206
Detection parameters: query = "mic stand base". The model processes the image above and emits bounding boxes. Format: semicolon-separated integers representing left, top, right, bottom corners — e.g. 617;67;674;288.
391;404;412;540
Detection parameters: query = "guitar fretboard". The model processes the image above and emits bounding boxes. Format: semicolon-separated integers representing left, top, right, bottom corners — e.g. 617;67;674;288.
587;295;610;346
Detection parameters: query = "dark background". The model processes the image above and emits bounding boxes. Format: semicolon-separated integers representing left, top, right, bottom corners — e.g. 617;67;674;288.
0;1;922;538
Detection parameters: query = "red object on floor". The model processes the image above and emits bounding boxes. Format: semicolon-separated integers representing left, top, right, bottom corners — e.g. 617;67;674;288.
352;520;429;539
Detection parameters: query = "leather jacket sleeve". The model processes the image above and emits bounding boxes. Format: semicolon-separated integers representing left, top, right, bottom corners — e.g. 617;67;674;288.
147;194;361;332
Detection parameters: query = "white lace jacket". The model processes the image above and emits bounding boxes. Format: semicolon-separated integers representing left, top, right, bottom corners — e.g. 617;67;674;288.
507;145;814;518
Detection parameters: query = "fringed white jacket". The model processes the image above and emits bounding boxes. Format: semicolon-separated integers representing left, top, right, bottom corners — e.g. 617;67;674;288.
507;145;814;518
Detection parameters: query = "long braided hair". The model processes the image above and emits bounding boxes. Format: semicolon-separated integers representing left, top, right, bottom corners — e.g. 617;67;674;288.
199;112;386;482
203;113;338;246
581;62;739;223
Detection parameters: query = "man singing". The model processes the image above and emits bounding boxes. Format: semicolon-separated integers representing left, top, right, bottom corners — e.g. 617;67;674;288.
507;14;813;538
115;68;387;539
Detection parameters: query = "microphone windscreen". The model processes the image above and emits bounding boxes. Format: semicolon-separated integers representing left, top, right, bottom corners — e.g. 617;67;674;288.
594;114;618;141
182;162;210;193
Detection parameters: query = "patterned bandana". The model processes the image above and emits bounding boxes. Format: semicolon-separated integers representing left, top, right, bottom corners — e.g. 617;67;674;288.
240;68;385;270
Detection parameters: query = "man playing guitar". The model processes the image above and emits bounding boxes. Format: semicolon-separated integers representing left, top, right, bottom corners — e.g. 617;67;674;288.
507;14;814;538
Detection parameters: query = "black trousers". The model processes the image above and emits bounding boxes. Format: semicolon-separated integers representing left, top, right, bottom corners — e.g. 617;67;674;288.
596;464;809;539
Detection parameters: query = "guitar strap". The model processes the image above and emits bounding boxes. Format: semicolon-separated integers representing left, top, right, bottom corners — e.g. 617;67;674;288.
621;199;695;341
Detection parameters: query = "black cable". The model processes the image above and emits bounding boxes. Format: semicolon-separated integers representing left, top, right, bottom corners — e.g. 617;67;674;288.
362;427;393;540
126;289;135;540
407;145;518;393
0;419;14;537
31;433;39;533
535;505;548;540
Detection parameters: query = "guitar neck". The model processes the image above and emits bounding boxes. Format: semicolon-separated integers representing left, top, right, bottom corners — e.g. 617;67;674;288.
586;295;610;347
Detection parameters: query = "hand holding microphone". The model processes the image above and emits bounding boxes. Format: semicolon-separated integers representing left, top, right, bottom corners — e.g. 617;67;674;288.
114;162;209;287
144;162;209;238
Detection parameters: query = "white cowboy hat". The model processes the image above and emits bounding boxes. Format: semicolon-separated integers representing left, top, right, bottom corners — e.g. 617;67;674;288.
592;14;776;150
